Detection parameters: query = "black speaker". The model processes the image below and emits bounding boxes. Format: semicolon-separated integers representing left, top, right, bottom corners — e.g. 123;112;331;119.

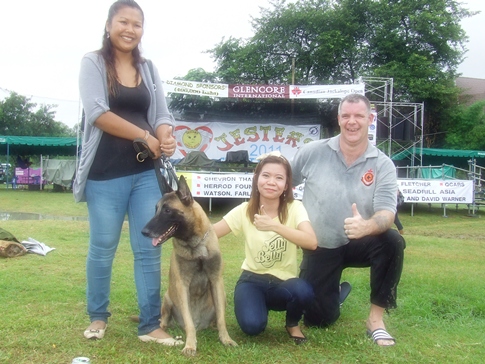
377;116;389;139
391;118;405;140
403;118;415;141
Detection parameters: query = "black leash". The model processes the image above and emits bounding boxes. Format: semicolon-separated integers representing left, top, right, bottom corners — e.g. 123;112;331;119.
160;154;178;191
133;138;178;193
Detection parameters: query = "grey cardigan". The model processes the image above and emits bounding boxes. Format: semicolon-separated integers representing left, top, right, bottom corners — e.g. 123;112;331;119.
73;52;174;202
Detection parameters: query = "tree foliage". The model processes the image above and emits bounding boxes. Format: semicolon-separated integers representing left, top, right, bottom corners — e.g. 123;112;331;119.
364;0;473;146
445;101;485;150
211;0;473;86
0;92;74;137
201;0;477;146
168;68;221;120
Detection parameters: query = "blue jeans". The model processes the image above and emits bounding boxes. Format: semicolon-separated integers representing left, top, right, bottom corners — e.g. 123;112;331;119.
85;170;162;335
234;270;314;336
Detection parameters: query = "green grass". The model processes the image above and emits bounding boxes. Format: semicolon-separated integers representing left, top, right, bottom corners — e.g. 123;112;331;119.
1;186;485;363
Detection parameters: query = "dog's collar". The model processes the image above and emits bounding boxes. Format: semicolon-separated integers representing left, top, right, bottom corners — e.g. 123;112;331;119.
191;229;211;260
199;229;210;244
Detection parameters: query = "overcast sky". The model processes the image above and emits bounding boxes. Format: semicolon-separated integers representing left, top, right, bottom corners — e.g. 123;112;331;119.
1;0;484;128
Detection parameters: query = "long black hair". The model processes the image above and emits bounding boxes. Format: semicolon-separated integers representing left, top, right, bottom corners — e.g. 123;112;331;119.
99;0;144;96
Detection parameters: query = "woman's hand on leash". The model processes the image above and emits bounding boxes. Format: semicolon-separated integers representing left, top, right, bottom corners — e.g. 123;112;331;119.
146;135;163;159
159;135;176;157
156;125;176;157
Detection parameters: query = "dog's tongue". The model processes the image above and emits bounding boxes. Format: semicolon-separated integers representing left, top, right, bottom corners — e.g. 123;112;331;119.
152;238;159;247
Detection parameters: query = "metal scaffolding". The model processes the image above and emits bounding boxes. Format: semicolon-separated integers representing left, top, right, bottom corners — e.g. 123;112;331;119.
359;77;425;168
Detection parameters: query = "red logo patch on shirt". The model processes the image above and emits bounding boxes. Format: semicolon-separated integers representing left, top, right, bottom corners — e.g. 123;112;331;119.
361;169;374;186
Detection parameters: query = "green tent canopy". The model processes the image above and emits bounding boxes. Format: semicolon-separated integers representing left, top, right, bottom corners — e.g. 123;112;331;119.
0;135;78;155
392;147;485;161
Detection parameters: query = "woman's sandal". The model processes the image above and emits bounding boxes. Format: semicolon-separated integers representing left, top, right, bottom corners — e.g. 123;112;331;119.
285;326;307;345
84;324;107;340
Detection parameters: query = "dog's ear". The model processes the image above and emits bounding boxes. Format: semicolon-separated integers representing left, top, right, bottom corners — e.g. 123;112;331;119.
177;175;193;207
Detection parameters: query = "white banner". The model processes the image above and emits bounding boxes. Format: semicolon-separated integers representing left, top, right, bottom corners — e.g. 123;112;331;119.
398;179;474;204
368;105;377;146
162;79;229;98
182;176;474;203
188;173;253;198
173;122;320;162
288;84;365;99
161;80;364;100
293;183;305;200
179;172;304;200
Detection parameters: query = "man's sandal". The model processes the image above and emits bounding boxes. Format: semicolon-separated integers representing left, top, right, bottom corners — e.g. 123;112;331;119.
366;328;396;346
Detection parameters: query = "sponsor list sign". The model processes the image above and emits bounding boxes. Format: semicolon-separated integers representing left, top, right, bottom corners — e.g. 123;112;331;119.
185;173;305;199
190;173;254;198
183;175;474;203
398;179;474;204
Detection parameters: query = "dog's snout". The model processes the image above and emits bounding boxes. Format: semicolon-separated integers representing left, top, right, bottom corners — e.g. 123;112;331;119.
142;221;155;238
141;227;151;237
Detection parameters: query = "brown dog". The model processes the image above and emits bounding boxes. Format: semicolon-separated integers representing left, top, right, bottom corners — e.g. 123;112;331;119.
142;175;237;356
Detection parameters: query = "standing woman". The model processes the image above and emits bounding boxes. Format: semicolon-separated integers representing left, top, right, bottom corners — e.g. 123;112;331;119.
74;0;181;346
213;153;318;344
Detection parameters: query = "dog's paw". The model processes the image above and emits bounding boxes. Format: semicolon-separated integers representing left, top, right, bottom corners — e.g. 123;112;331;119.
222;338;238;347
182;345;197;356
219;332;237;347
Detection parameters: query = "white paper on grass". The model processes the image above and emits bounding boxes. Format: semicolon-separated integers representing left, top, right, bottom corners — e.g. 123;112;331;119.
20;237;55;256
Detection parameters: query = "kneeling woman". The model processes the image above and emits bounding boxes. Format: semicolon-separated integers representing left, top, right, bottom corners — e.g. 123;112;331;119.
213;153;317;344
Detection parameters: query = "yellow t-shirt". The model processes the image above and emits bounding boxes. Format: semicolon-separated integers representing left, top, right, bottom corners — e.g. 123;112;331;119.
223;200;310;280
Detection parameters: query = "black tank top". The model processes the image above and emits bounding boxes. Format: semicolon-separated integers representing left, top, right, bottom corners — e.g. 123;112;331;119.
88;80;154;180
